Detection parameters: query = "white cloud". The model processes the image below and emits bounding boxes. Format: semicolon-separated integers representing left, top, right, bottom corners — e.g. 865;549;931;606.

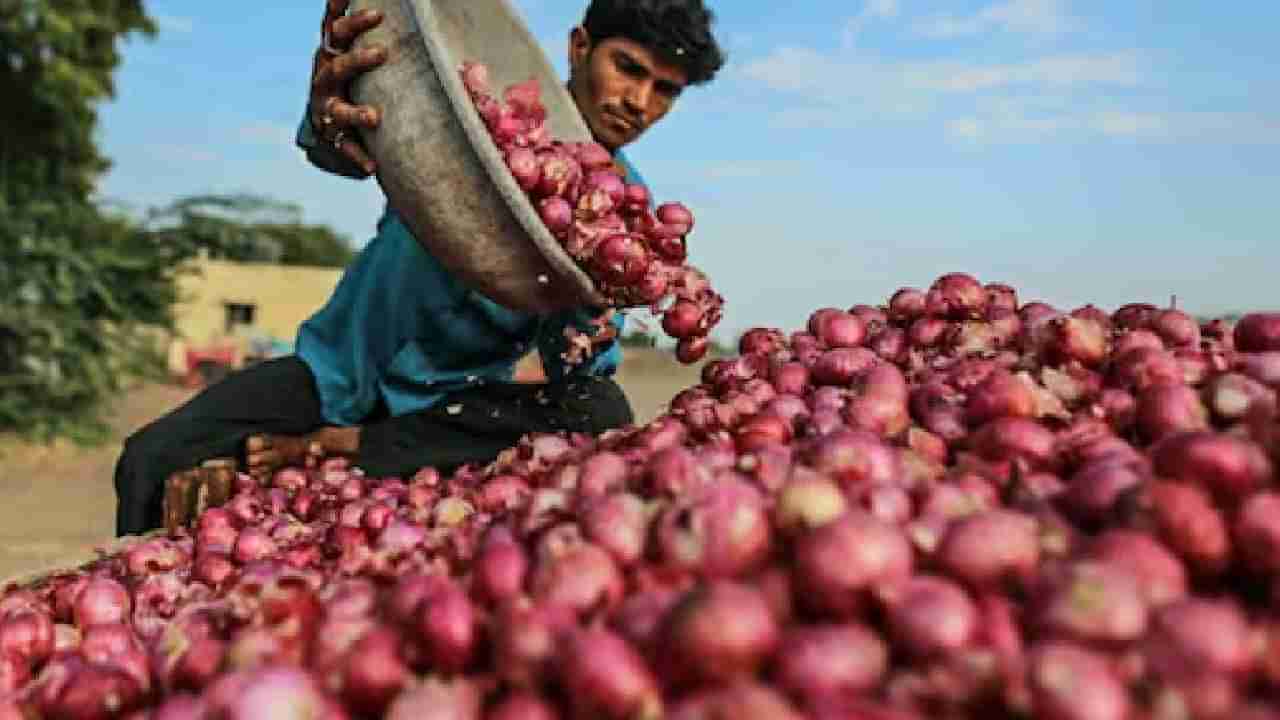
911;52;1141;92
843;0;902;49
942;102;1280;146
914;0;1078;39
740;49;1141;102
155;15;194;34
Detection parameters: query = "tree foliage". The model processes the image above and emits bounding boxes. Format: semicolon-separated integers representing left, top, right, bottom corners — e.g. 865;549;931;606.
0;0;156;206
144;194;355;268
0;199;196;442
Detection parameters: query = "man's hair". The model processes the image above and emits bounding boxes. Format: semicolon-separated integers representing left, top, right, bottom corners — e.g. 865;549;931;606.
581;0;726;86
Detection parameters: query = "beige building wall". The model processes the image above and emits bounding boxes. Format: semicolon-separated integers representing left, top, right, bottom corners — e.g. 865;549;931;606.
167;256;344;372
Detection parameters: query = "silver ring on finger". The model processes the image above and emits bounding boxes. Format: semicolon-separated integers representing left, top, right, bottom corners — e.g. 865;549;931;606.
331;128;347;149
321;29;343;57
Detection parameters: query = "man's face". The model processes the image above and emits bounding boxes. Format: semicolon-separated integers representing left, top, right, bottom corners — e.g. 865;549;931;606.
567;28;690;152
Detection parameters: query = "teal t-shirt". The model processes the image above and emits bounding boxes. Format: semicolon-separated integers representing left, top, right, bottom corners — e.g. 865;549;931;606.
295;115;644;425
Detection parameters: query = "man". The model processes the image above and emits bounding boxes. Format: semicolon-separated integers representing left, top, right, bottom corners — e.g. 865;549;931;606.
112;0;725;537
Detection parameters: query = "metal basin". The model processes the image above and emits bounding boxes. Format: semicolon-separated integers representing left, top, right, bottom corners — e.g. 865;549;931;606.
348;0;607;312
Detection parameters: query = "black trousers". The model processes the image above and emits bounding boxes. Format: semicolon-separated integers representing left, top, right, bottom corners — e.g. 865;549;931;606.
113;356;634;537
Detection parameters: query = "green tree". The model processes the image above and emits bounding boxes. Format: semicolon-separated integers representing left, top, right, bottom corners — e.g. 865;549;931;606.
0;200;197;442
144;194;355;268
0;0;156;206
0;1;163;442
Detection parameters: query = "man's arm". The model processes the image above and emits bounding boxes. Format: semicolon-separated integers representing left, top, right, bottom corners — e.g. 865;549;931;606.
536;308;628;383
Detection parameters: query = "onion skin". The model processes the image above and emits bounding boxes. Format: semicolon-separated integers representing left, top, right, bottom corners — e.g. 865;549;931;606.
885;575;979;658
937;510;1040;590
559;628;663;720
773;623;889;704
661;581;779;688
1150;430;1273;502
1027;642;1131;720
1235;313;1280;352
794;512;913;618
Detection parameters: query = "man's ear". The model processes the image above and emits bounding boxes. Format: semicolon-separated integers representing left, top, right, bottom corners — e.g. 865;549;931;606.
568;26;592;73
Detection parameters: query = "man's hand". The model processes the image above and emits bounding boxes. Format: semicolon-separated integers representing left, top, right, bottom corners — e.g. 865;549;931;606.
310;0;389;175
162;459;237;534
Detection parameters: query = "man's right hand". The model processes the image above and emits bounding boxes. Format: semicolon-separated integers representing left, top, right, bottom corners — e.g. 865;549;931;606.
310;0;389;175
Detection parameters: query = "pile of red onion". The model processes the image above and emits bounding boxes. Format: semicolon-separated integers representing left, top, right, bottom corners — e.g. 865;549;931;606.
6;272;1280;719
460;61;723;364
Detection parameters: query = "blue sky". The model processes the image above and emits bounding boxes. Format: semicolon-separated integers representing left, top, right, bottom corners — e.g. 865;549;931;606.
98;1;1279;341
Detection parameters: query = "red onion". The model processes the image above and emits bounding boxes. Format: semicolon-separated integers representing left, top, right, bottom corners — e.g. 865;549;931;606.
773;622;888;705
73;578;131;629
965;370;1036;425
1062;459;1145;526
487;693;560;720
886;575;978;659
889;288;927;322
1205;372;1274;422
775;475;847;534
222;667;335;720
804;428;903;489
413;580;477;673
668;336;705;363
813;311;866;349
928;273;987;319
908;317;949;348
384;677;481;720
1028;642;1131;720
656;202;693;234
621;183;650;215
1086;530;1186;607
1235;491;1280;574
937;510;1040;590
1051;316;1109;366
1145;480;1231;576
734;414;793;452
655;478;771;578
1035;561;1148;645
580;492;650;566
334;625;409;716
530;542;623;616
1150;308;1200;348
0;609;53;667
1151;430;1272;501
669;684;807;720
232;527;277;565
1136;383;1210;442
0;651;29;695
972;417;1059;470
1144;598;1253;678
1234;312;1280;352
1236;352;1280;388
661;581;778;687
46;662;145;720
662;300;704;340
559;628;663;720
795;512;913;618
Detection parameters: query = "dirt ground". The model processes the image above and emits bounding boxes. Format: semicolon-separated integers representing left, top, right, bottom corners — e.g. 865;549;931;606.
0;348;702;584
